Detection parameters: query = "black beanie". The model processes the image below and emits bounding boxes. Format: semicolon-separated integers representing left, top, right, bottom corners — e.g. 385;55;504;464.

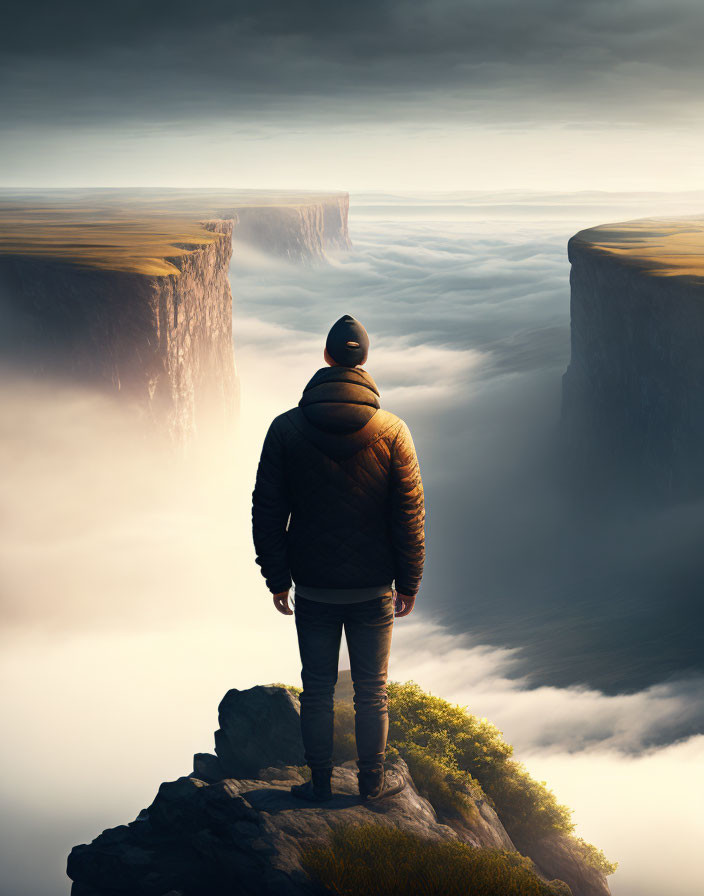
325;314;370;367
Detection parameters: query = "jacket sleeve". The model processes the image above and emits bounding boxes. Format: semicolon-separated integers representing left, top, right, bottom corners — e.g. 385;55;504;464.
389;420;426;597
251;418;293;594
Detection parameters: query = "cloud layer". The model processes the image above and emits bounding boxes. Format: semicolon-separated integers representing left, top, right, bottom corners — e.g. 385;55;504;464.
231;197;704;695
4;1;704;129
1;193;703;896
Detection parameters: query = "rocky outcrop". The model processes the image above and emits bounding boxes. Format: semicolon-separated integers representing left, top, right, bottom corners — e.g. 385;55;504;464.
561;215;704;497
67;760;479;896
67;683;610;896
512;832;610;896
212;685;306;777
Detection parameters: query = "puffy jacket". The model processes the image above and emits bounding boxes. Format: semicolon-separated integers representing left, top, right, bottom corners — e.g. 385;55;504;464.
251;365;425;597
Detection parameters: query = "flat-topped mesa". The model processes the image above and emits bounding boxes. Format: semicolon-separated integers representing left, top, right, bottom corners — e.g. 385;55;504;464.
0;216;238;448
0;190;352;445
561;215;704;498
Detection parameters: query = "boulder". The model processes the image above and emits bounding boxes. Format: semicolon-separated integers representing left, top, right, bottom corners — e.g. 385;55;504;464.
214;685;305;777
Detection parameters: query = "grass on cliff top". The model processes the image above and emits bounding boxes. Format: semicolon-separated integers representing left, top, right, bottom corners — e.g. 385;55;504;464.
0;189;345;275
300;824;571;896
286;678;617;877
0;213;226;275
576;215;704;279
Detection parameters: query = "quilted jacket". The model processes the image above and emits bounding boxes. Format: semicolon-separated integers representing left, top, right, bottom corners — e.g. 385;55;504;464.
251;365;425;597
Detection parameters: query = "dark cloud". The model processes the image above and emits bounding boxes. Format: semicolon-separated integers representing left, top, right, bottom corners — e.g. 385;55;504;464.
2;1;704;128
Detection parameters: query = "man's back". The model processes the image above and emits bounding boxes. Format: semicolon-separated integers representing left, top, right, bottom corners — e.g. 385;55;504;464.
251;313;425;803
251;364;425;599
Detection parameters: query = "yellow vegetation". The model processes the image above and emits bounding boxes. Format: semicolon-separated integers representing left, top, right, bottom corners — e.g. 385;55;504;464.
0;189;345;275
575;215;704;279
0;214;224;276
300;824;571;896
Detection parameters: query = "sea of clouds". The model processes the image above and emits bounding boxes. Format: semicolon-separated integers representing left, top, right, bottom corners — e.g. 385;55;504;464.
1;193;703;895
230;194;704;895
233;196;704;700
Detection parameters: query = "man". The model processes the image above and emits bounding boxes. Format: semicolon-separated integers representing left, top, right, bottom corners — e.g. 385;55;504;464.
251;314;425;802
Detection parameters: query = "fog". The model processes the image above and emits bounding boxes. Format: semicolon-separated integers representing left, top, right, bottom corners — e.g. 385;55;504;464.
233;193;704;696
1;192;703;895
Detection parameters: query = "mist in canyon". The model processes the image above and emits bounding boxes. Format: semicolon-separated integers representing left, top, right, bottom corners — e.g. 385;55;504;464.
1;192;703;896
233;192;704;698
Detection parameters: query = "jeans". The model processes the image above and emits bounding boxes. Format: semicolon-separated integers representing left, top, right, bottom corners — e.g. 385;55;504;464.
294;593;395;776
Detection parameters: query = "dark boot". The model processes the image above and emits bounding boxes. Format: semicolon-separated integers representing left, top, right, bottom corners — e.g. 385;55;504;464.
290;767;333;802
358;766;406;801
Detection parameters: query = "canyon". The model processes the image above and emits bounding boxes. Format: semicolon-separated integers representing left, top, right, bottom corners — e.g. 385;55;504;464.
0;190;351;447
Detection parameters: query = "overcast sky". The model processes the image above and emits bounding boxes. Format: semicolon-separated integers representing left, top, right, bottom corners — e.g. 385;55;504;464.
2;0;704;190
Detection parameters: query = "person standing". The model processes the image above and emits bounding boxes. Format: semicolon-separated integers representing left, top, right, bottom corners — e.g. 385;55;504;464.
251;314;425;801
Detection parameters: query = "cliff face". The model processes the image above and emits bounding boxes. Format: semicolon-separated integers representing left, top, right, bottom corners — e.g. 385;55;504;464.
151;219;239;444
561;216;704;496
67;683;610;896
0;190;352;446
0;219;238;447
228;194;352;261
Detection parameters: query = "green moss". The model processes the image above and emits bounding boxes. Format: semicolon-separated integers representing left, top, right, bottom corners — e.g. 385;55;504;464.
332;689;474;826
398;744;478;824
387;680;574;841
272;682;302;696
291;677;617;877
300;823;568;896
573;837;619;875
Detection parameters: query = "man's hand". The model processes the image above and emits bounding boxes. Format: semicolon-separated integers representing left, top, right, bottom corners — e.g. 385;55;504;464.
394;592;415;617
273;590;293;616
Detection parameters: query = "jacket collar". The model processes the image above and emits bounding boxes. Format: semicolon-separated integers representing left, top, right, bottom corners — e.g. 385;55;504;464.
300;366;380;404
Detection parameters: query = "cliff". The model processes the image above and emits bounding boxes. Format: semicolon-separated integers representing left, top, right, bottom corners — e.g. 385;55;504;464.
0;218;238;447
561;215;704;497
226;194;352;261
67;678;612;896
0;190;351;445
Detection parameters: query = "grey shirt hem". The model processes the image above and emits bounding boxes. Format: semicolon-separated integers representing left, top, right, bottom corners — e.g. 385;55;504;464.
293;581;394;604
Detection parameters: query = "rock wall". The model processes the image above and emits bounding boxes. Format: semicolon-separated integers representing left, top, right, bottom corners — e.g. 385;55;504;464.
0;191;353;446
228;194;352;261
561;217;704;497
0;219;238;448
